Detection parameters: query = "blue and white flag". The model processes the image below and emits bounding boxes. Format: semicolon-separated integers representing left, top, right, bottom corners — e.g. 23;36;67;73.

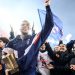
38;9;63;46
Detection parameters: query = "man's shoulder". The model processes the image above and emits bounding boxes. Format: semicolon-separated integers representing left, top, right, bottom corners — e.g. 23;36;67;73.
9;35;20;43
9;34;35;43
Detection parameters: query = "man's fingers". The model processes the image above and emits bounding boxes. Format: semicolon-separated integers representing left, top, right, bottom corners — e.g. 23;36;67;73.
44;0;49;3
44;0;51;6
70;65;75;70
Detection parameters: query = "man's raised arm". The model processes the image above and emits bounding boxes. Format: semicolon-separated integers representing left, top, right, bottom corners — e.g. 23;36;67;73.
40;0;54;43
18;0;54;71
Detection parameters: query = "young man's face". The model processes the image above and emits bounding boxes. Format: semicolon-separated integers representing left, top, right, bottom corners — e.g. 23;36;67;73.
40;44;46;51
59;44;67;52
0;40;5;48
20;20;30;34
54;46;60;52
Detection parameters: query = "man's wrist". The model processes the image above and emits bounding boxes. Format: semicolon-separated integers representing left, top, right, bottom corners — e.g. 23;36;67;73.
45;3;49;6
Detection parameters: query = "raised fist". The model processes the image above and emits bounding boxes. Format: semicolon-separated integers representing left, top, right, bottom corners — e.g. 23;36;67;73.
44;0;50;6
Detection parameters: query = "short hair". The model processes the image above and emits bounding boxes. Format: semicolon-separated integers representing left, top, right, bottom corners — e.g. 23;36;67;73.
0;37;9;44
22;20;30;27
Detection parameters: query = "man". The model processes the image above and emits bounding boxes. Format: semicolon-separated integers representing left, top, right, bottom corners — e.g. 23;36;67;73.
4;0;54;75
0;37;9;75
37;43;53;75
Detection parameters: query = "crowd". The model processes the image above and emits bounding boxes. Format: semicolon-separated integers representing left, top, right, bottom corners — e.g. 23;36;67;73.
0;0;75;75
36;40;75;75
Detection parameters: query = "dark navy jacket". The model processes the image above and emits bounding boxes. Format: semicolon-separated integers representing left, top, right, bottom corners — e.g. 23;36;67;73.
6;5;54;75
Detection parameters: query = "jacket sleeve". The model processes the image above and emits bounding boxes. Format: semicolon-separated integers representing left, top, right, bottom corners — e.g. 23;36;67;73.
39;5;54;44
54;65;70;70
61;52;75;64
66;40;74;53
45;42;61;62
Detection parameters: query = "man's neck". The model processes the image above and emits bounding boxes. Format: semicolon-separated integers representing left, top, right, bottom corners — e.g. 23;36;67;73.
21;33;28;40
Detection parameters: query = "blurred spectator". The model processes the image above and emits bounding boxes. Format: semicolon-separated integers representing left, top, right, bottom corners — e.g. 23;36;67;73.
45;42;75;75
37;43;53;75
0;37;9;75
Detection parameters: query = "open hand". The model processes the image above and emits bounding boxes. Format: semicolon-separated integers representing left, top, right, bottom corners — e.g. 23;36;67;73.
70;64;75;70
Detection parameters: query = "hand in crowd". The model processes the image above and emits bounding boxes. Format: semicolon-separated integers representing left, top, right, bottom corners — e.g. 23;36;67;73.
5;69;12;75
0;64;2;70
70;64;75;70
56;54;60;58
45;63;54;69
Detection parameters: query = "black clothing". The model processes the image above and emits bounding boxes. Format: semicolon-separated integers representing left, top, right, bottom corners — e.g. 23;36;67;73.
45;42;75;75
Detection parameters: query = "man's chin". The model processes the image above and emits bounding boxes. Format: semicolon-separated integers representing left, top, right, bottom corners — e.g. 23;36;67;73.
60;49;66;52
22;32;28;35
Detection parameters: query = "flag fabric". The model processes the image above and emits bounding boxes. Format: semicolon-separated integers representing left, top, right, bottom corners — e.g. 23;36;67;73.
38;9;63;46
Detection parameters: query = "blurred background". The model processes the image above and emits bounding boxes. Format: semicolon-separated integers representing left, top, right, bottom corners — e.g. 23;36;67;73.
0;0;75;43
